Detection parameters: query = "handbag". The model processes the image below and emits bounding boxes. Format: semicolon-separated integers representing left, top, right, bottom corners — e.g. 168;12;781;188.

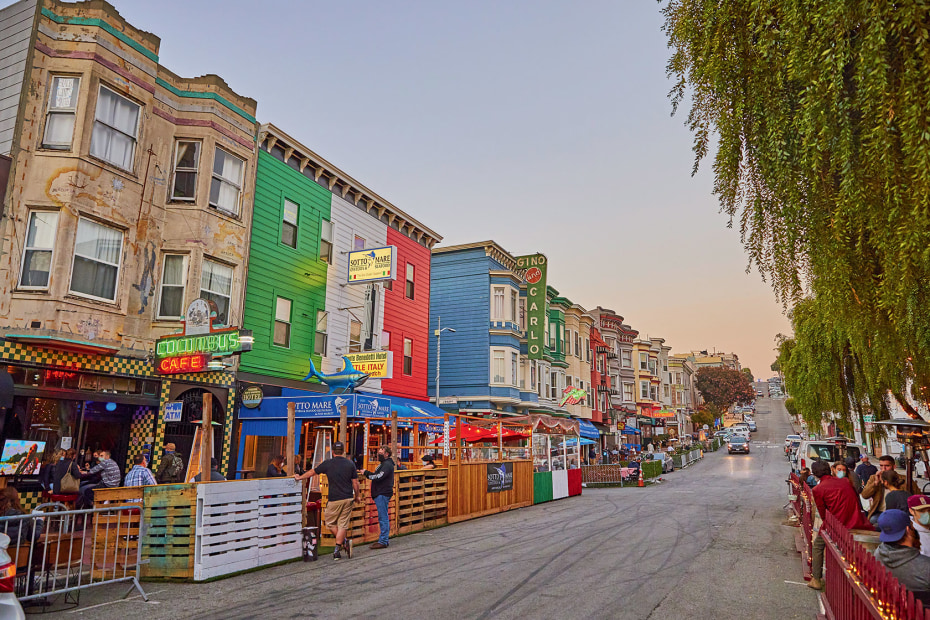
60;460;80;494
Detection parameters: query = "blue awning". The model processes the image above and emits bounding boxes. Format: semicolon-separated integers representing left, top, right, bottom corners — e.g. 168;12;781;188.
620;426;640;435
577;419;600;440
240;419;303;446
238;392;447;428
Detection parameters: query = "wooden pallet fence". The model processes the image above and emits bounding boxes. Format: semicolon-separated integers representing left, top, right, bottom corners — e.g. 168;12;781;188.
318;476;396;547
447;462;533;522
194;478;302;581
91;487;143;579
255;478;303;566
395;470;448;534
141;484;196;579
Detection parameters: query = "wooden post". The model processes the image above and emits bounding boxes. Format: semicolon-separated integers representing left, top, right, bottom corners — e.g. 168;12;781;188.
443;413;450;468
413;422;420;464
286;402;296;476
201;391;213;483
391;412;399;465
456;415;462;464
339;403;348;446
498;421;503;462
363;419;370;472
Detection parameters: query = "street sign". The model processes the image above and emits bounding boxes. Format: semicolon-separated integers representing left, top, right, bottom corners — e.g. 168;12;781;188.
164;401;183;423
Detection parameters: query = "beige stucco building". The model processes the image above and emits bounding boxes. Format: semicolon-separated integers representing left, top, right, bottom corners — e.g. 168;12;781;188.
0;0;258;492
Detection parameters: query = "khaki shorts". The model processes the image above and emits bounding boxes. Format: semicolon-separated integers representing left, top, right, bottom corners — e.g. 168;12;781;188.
323;498;354;531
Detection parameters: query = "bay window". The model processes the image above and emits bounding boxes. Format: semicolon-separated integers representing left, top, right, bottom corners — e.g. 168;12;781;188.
19;211;59;289
69;218;123;302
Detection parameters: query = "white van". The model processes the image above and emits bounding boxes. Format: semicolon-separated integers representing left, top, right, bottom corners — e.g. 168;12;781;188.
791;437;866;473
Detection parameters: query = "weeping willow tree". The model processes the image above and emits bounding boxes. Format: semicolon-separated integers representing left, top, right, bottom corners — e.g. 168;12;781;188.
664;1;930;420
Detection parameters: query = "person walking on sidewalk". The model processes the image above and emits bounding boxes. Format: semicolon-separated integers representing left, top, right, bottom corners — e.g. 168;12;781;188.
360;445;395;550
809;459;874;590
294;441;359;560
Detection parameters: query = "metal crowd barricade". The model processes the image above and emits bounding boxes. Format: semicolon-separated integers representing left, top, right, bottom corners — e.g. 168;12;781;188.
821;510;930;620
0;502;147;608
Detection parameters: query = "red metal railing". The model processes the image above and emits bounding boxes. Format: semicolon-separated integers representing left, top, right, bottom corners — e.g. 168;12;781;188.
821;511;930;620
798;479;814;579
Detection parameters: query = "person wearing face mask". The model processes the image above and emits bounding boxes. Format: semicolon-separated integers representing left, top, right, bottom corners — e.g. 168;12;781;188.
832;461;853;488
359;445;395;550
907;495;930;557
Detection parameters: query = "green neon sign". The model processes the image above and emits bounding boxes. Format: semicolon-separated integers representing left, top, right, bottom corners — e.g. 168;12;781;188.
155;329;253;358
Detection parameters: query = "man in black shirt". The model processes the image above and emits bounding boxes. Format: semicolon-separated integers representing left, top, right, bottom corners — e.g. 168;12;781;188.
360;445;395;549
295;441;359;560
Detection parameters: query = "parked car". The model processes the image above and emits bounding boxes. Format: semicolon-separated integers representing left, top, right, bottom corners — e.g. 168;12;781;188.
0;533;25;620
747;421;757;432
791;438;866;473
784;434;802;456
714;430;730;439
728;436;750;454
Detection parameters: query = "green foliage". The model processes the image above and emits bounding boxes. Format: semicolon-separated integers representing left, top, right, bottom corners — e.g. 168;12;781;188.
741;368;754;383
784;396;798;418
663;0;930;415
695;366;756;413
692;407;715;428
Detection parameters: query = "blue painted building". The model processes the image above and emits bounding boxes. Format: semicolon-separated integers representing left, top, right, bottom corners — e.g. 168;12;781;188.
429;241;561;417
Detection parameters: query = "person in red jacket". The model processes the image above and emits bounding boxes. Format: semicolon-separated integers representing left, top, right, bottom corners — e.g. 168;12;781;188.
809;459;874;590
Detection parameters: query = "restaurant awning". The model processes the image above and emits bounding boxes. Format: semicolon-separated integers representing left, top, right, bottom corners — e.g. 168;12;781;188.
577;419;600;440
4;334;119;356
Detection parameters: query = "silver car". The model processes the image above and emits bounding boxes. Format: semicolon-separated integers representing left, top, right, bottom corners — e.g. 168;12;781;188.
0;533;25;619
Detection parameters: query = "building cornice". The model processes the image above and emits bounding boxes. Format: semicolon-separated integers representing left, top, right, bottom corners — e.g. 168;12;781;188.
259;123;442;248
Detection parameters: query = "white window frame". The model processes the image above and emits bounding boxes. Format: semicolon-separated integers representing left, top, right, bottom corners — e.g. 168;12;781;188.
170;140;200;201
42;75;80;150
492;350;506;384
510;290;518;324
69;217;123;303
639;352;648;370
281;199;299;249
405;263;415;300
274;296;292;348
199;258;234;325
403;337;413;375
623;382;634;403
492;286;505;320
622;349;632;368
511;352;518;387
349;318;362;353
320;220;334;263
156;254;187;320
18;210;59;290
89;85;140;171
315;310;328;356
640;380;650;400
209;146;245;215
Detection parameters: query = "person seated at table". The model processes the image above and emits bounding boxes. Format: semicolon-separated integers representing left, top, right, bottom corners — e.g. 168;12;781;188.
266;455;286;477
77;450;121;509
421;454;438;469
53;448;81;495
194;458;226;482
38;450;59;492
882;470;912;513
0;487;43;546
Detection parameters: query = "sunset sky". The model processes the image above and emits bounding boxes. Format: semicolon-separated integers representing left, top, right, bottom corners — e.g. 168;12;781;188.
113;0;792;376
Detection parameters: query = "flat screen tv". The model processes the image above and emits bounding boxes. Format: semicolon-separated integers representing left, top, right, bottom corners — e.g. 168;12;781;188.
0;439;46;476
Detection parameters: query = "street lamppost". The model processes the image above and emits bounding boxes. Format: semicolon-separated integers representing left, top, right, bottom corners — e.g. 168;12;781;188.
434;316;456;408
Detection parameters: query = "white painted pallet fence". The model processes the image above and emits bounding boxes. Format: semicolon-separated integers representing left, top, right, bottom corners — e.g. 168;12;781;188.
194;478;303;581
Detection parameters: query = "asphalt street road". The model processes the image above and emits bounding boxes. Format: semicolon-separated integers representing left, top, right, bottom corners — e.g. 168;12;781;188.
59;396;816;620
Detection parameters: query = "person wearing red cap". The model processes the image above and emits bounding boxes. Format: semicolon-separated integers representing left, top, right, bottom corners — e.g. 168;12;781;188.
908;495;930;557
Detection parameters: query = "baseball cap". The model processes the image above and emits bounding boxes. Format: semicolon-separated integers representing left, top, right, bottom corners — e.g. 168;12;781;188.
908;495;930;510
877;509;911;543
332;441;344;452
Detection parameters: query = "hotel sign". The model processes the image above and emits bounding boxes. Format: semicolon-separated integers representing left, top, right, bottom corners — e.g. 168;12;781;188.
516;253;548;360
347;246;397;284
344;351;394;379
